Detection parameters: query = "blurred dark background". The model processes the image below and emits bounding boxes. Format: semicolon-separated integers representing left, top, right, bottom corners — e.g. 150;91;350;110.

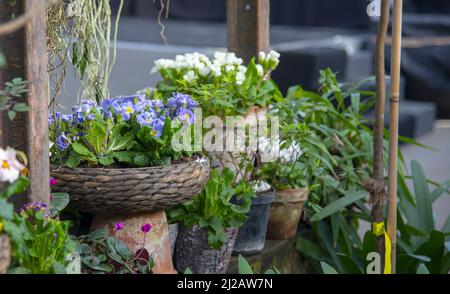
93;0;450;138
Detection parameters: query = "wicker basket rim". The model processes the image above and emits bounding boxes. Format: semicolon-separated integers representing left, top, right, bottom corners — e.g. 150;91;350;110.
50;155;209;172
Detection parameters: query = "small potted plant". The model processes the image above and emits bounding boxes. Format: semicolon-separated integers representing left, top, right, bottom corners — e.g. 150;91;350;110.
151;51;283;181
257;121;311;240
167;168;255;274
49;93;210;214
49;93;210;273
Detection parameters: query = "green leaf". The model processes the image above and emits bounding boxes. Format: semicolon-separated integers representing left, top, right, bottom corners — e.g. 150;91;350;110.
99;156;114;166
0;52;6;67
424;230;445;274
430;180;450;203
320;262;339;274
107;131;135;152
87;228;108;241
85;121;106;154
411;160;434;233
50;192;70;213
12;103;30;112
0;198;14;220
112;151;135;165
65;151;82;168
0;176;30;198
311;191;368;222
336;253;364;274
238;255;253;274
72;142;95;157
7;110;16;120
416;264;430;274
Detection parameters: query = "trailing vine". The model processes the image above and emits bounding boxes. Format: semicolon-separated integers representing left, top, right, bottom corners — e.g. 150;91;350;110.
46;0;124;105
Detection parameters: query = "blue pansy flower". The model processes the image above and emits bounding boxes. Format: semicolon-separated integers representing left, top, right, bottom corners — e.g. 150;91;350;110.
120;101;136;121
150;118;165;138
176;108;195;125
56;133;70;150
61;114;73;122
136;111;156;127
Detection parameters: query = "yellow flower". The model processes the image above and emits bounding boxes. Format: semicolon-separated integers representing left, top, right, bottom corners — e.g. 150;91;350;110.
0;221;3;233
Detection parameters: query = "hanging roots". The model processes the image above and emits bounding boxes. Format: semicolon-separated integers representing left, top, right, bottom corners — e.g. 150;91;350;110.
364;178;388;207
153;0;170;45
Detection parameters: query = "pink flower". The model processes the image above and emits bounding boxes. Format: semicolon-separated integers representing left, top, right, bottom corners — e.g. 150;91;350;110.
50;178;57;186
141;223;152;233
115;222;124;231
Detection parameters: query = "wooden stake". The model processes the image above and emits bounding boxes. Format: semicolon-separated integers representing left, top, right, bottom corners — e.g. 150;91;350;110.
0;0;50;205
226;0;270;63
387;0;404;274
370;0;390;273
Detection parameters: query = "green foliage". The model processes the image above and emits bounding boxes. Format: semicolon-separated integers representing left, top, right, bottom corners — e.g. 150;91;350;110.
49;95;195;168
289;70;449;274
167;168;256;249
154;52;283;118
4;195;76;274
76;228;154;274
0;78;29;121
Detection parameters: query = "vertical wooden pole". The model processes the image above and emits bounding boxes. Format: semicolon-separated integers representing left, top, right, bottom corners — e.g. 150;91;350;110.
387;0;404;274
227;0;270;63
370;0;390;273
0;0;50;204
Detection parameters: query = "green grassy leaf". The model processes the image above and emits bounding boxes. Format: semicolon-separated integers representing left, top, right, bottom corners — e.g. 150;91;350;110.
311;191;368;222
238;255;253;274
411;160;434;233
320;262;338;274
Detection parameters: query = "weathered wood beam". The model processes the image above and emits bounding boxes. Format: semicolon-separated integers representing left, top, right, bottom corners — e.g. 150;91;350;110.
227;0;270;63
0;0;50;205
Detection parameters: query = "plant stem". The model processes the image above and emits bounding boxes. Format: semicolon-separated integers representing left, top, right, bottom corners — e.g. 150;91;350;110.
371;0;390;273
388;0;404;274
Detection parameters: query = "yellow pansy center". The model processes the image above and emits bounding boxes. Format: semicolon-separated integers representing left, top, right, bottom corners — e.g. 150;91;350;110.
151;129;157;136
1;160;10;170
126;107;134;114
184;113;190;120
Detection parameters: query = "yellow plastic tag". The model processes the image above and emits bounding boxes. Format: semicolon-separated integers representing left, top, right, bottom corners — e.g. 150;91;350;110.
372;221;392;274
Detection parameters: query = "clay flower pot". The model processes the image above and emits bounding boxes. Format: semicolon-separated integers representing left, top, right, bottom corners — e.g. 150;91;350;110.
266;188;308;240
175;225;238;274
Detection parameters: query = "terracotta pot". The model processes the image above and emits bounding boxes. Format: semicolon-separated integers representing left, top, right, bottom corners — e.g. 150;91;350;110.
0;234;11;274
175;225;238;274
266;188;308;240
168;223;178;257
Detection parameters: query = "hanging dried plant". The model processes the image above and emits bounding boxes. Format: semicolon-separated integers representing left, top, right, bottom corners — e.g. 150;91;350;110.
46;0;124;105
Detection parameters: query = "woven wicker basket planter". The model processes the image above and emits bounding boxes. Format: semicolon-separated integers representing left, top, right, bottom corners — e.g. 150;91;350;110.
0;234;11;274
50;156;210;214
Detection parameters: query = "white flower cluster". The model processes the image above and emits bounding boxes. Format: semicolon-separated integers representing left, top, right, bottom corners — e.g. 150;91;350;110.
151;50;280;85
251;180;272;193
0;147;26;183
258;50;281;66
258;137;302;164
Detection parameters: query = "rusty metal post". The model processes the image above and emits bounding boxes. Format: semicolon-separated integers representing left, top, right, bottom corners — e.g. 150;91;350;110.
227;0;270;63
0;0;50;204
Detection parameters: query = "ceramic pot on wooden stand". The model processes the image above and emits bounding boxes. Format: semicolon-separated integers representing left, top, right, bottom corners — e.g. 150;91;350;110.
51;156;210;273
